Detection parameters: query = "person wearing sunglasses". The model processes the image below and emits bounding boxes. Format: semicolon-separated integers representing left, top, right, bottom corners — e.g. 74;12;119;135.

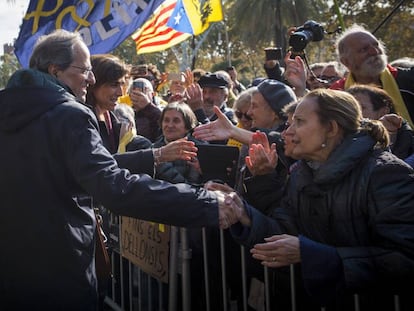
227;88;254;150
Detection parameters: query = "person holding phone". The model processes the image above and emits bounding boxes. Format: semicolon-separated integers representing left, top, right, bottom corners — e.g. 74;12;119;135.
263;47;285;82
225;65;246;96
127;77;162;142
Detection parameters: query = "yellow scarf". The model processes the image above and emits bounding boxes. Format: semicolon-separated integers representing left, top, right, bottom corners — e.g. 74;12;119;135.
117;130;134;154
227;122;244;150
345;67;413;127
117;128;166;232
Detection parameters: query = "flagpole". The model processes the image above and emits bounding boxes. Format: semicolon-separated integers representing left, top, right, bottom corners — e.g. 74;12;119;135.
222;19;231;66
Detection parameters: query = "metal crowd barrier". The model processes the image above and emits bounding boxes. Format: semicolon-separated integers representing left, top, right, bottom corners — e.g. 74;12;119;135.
103;218;403;311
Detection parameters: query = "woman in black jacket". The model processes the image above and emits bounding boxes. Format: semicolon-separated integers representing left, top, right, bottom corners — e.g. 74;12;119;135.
212;89;414;310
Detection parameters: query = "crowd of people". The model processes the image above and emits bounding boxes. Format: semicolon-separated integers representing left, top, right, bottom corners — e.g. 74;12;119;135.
0;21;413;311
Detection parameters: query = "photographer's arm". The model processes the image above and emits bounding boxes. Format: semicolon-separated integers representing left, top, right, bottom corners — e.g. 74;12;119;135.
283;51;307;97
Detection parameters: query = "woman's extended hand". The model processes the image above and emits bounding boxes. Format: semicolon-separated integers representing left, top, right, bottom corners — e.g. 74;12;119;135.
250;234;300;267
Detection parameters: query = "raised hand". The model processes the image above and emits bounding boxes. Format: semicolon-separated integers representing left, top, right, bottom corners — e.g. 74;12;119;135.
185;82;203;111
283;51;307;97
245;131;278;176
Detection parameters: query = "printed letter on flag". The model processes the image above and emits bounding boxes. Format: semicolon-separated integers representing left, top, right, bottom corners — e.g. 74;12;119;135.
14;0;166;68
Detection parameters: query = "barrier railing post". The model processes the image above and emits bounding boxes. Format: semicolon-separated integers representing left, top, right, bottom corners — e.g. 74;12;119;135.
220;229;228;310
168;226;179;311
202;227;211;311
240;245;248;311
180;228;192;311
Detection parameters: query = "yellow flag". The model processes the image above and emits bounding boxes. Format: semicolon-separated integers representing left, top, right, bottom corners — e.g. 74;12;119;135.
167;0;223;35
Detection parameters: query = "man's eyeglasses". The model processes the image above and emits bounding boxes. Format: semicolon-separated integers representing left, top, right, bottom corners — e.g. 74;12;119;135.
319;75;340;84
70;65;93;76
235;110;252;121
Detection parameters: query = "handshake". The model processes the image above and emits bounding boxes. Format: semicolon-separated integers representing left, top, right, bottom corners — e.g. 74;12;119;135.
205;181;251;229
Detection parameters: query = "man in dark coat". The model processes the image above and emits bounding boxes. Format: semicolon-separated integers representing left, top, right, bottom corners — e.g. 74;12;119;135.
0;30;236;311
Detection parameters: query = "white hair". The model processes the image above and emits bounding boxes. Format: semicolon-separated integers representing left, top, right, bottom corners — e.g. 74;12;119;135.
127;77;153;94
335;24;386;58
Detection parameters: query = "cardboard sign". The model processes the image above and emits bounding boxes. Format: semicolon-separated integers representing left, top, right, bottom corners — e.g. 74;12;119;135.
120;217;170;283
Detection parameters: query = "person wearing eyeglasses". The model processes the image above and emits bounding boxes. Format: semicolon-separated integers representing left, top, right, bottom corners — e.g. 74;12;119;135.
0;29;239;311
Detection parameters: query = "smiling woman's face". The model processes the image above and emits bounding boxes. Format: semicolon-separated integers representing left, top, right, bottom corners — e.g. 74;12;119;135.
162;109;187;142
92;78;125;112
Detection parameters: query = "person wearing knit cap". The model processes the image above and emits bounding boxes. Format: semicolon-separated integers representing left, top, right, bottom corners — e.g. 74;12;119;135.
253;79;297;131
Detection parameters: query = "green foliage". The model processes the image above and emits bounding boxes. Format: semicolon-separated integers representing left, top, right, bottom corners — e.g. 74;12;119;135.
3;0;413;88
0;53;21;89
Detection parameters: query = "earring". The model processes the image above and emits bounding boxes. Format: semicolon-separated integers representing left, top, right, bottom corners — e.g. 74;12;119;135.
321;142;327;148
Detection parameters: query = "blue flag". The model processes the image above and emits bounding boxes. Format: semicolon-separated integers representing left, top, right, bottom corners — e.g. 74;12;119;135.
14;0;165;68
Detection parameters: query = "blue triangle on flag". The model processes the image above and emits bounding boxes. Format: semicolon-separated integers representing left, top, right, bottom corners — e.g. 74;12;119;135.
167;1;194;34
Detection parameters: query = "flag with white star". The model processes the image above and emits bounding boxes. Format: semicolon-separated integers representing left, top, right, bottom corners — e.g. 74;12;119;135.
167;0;223;35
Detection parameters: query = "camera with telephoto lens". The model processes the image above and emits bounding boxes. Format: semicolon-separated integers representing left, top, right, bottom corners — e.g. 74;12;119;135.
289;20;324;52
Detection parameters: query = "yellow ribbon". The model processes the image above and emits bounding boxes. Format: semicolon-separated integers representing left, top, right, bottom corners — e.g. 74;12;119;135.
117;128;165;232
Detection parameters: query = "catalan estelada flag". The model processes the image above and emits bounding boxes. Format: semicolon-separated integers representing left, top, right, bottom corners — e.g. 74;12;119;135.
14;0;167;67
131;0;191;54
167;0;223;35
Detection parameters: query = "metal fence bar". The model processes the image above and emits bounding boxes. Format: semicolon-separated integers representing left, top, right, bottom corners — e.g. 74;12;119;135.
264;266;270;311
202;227;211;311
168;226;179;311
180;228;192;311
290;264;296;311
104;225;405;311
157;280;163;311
120;253;125;310
240;245;248;311
128;261;133;311
147;274;152;311
219;229;228;310
137;268;142;311
354;294;360;311
394;295;400;311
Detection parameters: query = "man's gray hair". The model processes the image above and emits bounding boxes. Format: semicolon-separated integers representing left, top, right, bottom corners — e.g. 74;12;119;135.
335;24;386;58
29;29;84;72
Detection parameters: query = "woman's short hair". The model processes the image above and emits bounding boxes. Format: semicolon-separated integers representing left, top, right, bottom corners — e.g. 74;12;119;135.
87;54;129;106
29;29;83;72
159;101;198;131
304;89;389;148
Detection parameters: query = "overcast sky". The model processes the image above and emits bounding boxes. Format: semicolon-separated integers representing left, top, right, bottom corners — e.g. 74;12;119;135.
0;0;28;54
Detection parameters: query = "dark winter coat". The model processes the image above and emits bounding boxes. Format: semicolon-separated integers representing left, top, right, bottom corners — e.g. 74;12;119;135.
0;69;219;310
232;132;414;310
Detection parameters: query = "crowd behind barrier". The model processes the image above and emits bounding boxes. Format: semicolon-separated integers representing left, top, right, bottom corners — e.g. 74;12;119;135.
103;222;405;311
